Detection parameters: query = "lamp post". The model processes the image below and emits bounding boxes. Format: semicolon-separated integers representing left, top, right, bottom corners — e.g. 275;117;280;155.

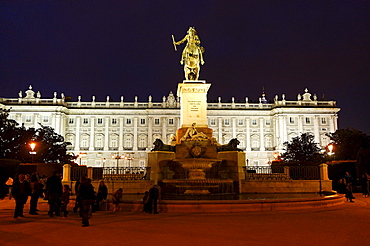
112;153;124;174
327;144;334;161
29;142;36;163
78;153;86;165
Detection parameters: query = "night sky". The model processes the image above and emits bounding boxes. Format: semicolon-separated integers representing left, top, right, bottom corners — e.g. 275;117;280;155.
1;1;369;134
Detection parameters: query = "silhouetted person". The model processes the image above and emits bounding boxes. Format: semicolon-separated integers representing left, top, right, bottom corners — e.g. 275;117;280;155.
11;174;31;219
148;185;161;214
360;173;369;198
142;191;150;213
61;185;71;217
73;178;81;213
46;171;63;217
112;188;123;211
29;174;42;215
96;181;108;211
78;176;95;227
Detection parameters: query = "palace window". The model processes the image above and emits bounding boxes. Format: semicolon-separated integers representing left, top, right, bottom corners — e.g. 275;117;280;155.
265;119;271;126
224;119;230;126
289;117;295;124
238;119;244;126
321;117;327;124
69;118;74;124
26;116;32;122
97;118;103;124
168;119;174;125
154;119;160;125
252;119;257;126
305;117;311;124
43;116;49;122
140;119;146;125
83;118;89;124
210;119;216;126
126;118;132;125
111;118;117;125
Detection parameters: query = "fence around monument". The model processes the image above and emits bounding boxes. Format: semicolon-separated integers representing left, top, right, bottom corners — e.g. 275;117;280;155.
69;166;151;181
244;166;321;180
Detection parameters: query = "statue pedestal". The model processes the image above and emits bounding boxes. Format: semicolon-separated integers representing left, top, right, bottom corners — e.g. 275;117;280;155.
177;82;211;128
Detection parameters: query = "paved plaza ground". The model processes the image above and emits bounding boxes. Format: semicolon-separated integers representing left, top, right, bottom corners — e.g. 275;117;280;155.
0;194;369;246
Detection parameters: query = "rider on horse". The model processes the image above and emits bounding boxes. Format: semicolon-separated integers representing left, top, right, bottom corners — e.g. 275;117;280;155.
174;27;205;66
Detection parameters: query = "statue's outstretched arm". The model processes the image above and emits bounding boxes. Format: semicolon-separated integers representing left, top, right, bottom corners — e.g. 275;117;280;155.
175;35;188;45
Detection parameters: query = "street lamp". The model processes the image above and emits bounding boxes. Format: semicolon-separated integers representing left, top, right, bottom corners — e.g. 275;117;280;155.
77;153;86;165
29;142;36;163
112;153;124;173
102;158;106;168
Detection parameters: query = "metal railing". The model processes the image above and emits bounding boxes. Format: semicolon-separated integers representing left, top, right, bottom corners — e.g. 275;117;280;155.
289;166;320;180
102;167;150;180
244;166;288;180
244;166;320;180
70;166;151;181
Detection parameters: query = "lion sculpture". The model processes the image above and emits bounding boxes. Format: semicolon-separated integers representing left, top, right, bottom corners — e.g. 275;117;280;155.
217;138;243;152
152;139;175;152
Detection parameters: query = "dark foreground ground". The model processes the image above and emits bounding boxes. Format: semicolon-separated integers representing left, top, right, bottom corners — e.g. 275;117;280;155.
0;194;369;246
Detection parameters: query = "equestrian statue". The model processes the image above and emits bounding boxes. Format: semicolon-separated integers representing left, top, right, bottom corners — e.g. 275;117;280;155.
172;27;205;81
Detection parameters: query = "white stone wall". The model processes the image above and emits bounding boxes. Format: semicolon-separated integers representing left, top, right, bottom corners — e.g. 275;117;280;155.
0;88;340;168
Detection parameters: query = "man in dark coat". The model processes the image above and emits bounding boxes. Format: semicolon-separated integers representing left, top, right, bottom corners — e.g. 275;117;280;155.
78;176;95;227
148;185;161;214
46;171;63;217
11;174;31;218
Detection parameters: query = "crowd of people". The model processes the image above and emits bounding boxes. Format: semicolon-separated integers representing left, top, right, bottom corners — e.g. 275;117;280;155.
4;171;162;227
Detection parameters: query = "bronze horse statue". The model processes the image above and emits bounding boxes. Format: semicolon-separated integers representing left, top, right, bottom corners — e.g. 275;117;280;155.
217;138;243;152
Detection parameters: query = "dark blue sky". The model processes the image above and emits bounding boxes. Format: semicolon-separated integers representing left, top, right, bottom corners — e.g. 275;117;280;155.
1;1;369;134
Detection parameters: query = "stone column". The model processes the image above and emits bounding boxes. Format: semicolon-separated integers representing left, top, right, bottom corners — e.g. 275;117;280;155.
319;163;329;180
89;117;95;151
148;117;153;148
259;118;265;151
87;167;93;179
314;116;320;143
55;113;61;134
232;117;236;138
119;117;124;151
62;164;71;182
246;118;251;151
74;117;81;151
34;114;40;129
284;166;290;179
133;117;138;151
104;117;109;151
218;118;222;144
298;115;303;134
162;117;167;142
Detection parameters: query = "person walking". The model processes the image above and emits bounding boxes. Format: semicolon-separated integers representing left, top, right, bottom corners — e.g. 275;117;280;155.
148;185;161;214
112;188;123;212
96;181;108;211
46;171;63;217
11;174;31;219
360;173;369;198
78;176;95;227
60;185;71;217
29;174;42;215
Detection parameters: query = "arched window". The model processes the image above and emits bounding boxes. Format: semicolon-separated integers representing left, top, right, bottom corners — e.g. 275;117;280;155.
80;134;89;149
124;134;133;150
138;134;147;150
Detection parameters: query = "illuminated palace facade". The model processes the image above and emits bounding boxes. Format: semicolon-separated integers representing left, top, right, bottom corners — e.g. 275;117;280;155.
0;86;340;167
